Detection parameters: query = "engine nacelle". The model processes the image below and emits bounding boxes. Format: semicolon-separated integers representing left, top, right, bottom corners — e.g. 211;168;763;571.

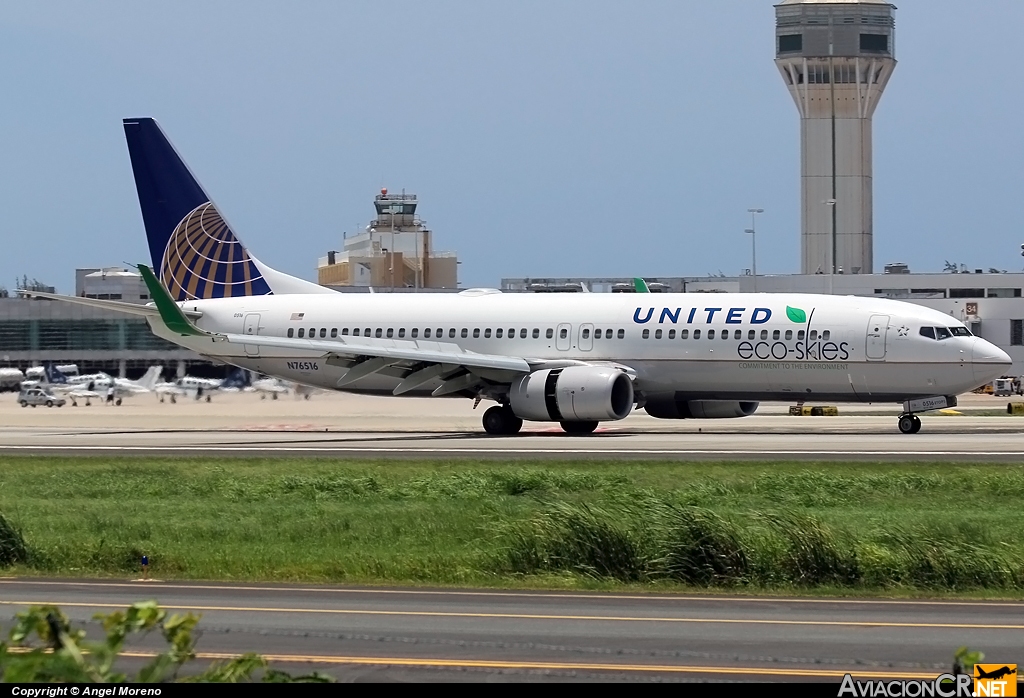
509;367;634;422
644;394;759;419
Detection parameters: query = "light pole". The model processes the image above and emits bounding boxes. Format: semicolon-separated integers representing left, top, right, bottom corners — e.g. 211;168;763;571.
824;198;836;294
746;208;763;292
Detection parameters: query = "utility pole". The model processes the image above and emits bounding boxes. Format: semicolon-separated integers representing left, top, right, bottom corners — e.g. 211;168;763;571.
745;208;763;292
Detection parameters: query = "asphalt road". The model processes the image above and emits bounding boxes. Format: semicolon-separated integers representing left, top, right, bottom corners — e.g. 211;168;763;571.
0;579;1018;682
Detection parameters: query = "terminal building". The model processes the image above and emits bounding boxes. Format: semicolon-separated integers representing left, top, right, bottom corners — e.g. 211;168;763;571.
317;189;458;291
0;268;199;378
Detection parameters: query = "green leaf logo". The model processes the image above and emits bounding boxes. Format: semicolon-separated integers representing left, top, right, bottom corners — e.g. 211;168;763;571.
786;306;807;323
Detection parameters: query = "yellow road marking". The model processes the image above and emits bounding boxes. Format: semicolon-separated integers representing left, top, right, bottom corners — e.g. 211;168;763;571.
0;600;1020;630
117;650;946;679
2;578;1021;609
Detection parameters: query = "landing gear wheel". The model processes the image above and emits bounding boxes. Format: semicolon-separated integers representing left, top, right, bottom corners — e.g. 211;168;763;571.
482;405;523;436
560;420;599;435
898;414;918;434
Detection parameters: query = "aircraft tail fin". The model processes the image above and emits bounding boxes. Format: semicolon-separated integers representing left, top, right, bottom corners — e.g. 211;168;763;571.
44;363;68;385
122;118;333;301
137;366;163;391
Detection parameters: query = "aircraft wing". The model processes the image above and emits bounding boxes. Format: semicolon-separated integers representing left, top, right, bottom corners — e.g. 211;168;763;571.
137;264;532;395
18;289;202;318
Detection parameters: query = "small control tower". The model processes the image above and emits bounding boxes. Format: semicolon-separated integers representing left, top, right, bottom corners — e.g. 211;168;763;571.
317;189;458;290
775;0;896;276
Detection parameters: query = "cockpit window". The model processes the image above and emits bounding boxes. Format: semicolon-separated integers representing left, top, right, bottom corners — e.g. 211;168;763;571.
934;327;952;340
919;327;935;339
949;327;972;337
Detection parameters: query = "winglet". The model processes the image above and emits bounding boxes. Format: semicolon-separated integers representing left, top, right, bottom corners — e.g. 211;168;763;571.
138;264;208;336
633;277;650;293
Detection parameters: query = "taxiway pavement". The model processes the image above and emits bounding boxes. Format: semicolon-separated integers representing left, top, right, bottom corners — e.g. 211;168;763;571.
1;578;1018;682
1;392;1022;460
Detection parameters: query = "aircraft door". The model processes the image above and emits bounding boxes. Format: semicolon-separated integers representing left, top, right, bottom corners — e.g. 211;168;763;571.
556;323;572;351
865;314;889;360
579;323;594;352
243;313;261;357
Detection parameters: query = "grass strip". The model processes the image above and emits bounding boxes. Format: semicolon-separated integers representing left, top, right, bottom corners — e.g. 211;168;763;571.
0;456;1022;595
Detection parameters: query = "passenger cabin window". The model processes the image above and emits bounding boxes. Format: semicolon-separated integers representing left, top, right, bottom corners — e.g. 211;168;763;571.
546;329;554;339
822;330;831;340
723;331;729;340
747;330;755;340
760;330;768;340
484;329;491;338
352;328;360;336
681;329;689;339
559;328;567;339
605;328;612;338
595;329;602;339
708;329;715;339
449;329;456;338
364;327;371;336
331;328;338;338
582;328;591;339
655;329;662;339
642;329;650;339
473;329;480;338
533;329;540;338
693;329;701;339
920;327;935;339
342;328;349;335
398;328;405;338
320;328;327;338
785;330;793;340
287;328;294;338
386;328;394;338
411;328;418;338
617;329;625;339
668;329;675;339
809;330;818;340
772;330;780;340
375;328;383;338
461;329;468;338
495;328;503;338
298;328;305;338
798;330;805;340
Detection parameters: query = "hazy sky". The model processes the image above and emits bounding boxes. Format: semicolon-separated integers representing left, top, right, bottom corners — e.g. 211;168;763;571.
2;1;1022;292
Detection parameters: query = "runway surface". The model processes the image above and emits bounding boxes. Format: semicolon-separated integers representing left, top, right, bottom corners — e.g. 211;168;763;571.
1;578;1019;682
1;391;1022;460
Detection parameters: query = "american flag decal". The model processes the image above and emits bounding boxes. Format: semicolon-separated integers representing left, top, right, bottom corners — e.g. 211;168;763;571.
290;312;305;321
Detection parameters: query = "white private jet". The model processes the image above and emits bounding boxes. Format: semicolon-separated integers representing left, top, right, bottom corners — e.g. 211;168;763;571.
41;365;163;406
21;118;1012;434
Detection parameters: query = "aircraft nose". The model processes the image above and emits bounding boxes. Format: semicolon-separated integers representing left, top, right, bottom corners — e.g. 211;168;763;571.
972;338;1013;381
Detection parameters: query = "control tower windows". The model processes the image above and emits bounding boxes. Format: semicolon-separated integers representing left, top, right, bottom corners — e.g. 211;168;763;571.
860;33;888;53
778;34;802;53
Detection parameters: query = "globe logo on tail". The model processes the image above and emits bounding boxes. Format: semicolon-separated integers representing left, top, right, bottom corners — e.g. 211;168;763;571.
160;202;271;300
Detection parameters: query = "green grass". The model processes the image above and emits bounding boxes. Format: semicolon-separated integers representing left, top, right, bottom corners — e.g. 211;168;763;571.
1;457;1023;595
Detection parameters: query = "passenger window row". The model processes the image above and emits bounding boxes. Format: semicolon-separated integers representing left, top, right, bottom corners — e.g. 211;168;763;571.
641;328;832;340
285;327;628;340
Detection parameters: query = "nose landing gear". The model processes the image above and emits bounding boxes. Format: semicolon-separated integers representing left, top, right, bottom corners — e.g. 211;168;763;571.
897;413;922;434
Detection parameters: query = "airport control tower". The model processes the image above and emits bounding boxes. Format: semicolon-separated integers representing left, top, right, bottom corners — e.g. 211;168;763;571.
775;0;896;275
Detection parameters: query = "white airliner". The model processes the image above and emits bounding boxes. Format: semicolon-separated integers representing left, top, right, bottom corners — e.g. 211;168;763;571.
21;118;1012;435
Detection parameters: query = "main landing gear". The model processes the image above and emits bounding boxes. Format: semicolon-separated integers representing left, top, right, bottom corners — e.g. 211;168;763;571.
898;413;922;434
482;405;523;436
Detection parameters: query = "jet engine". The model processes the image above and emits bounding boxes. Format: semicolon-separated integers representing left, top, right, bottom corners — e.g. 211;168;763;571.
509;367;634;422
644;394;759;419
